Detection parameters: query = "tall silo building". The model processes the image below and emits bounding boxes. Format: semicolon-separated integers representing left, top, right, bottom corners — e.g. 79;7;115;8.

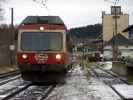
102;6;129;42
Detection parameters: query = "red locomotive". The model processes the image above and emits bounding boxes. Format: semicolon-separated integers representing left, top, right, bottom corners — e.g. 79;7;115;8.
17;16;73;82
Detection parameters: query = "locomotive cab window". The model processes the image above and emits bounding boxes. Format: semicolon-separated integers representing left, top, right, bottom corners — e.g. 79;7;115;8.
21;32;62;51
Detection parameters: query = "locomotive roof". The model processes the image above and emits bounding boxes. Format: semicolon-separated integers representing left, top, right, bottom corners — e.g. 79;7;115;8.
21;16;64;25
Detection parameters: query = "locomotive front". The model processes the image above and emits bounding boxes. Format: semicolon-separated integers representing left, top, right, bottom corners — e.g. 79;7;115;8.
17;16;72;81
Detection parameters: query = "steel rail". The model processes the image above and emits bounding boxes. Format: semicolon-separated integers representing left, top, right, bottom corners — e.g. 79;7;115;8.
40;84;56;100
0;75;21;86
96;66;130;84
0;70;20;79
1;83;32;100
90;67;127;100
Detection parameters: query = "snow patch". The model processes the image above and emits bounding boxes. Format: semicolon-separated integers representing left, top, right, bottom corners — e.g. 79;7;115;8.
112;84;133;99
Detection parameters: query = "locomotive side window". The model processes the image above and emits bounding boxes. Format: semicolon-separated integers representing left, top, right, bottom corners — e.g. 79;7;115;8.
21;32;62;51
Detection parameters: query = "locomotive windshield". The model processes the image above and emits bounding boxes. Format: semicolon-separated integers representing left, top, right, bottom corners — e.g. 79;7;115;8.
21;32;62;51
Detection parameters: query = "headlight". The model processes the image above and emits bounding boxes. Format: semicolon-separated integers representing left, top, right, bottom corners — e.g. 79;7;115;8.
40;26;44;31
56;54;61;60
22;54;27;59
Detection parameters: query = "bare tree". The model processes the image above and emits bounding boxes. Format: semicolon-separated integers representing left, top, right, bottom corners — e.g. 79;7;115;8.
0;2;3;20
0;0;6;21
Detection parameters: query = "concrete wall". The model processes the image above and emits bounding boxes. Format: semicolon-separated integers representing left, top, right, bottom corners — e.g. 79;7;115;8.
112;61;127;76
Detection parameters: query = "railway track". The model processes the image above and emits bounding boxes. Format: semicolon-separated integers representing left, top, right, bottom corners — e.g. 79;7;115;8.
90;65;130;100
0;73;57;100
0;70;21;86
40;85;56;100
97;66;129;84
0;68;69;100
0;74;21;86
0;64;128;100
0;70;63;100
0;80;56;100
9;85;56;100
0;70;20;79
1;82;32;100
0;71;57;100
90;66;129;85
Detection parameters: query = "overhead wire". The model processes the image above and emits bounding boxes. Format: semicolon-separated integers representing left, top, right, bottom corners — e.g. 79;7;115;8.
33;0;50;15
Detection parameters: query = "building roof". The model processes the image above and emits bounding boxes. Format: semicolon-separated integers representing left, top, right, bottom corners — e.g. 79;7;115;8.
123;24;133;32
108;33;133;46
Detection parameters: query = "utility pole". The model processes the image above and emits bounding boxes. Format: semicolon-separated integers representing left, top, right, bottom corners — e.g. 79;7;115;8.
104;0;120;61
9;8;15;65
112;4;119;61
112;6;117;61
11;8;14;28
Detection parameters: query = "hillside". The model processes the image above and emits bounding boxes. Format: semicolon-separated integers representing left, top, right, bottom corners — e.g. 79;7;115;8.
69;24;102;39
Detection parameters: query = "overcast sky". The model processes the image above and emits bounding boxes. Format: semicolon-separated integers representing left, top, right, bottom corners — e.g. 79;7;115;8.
1;0;133;29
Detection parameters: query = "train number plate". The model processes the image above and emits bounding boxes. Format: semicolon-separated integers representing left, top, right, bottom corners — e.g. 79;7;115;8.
35;54;48;63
